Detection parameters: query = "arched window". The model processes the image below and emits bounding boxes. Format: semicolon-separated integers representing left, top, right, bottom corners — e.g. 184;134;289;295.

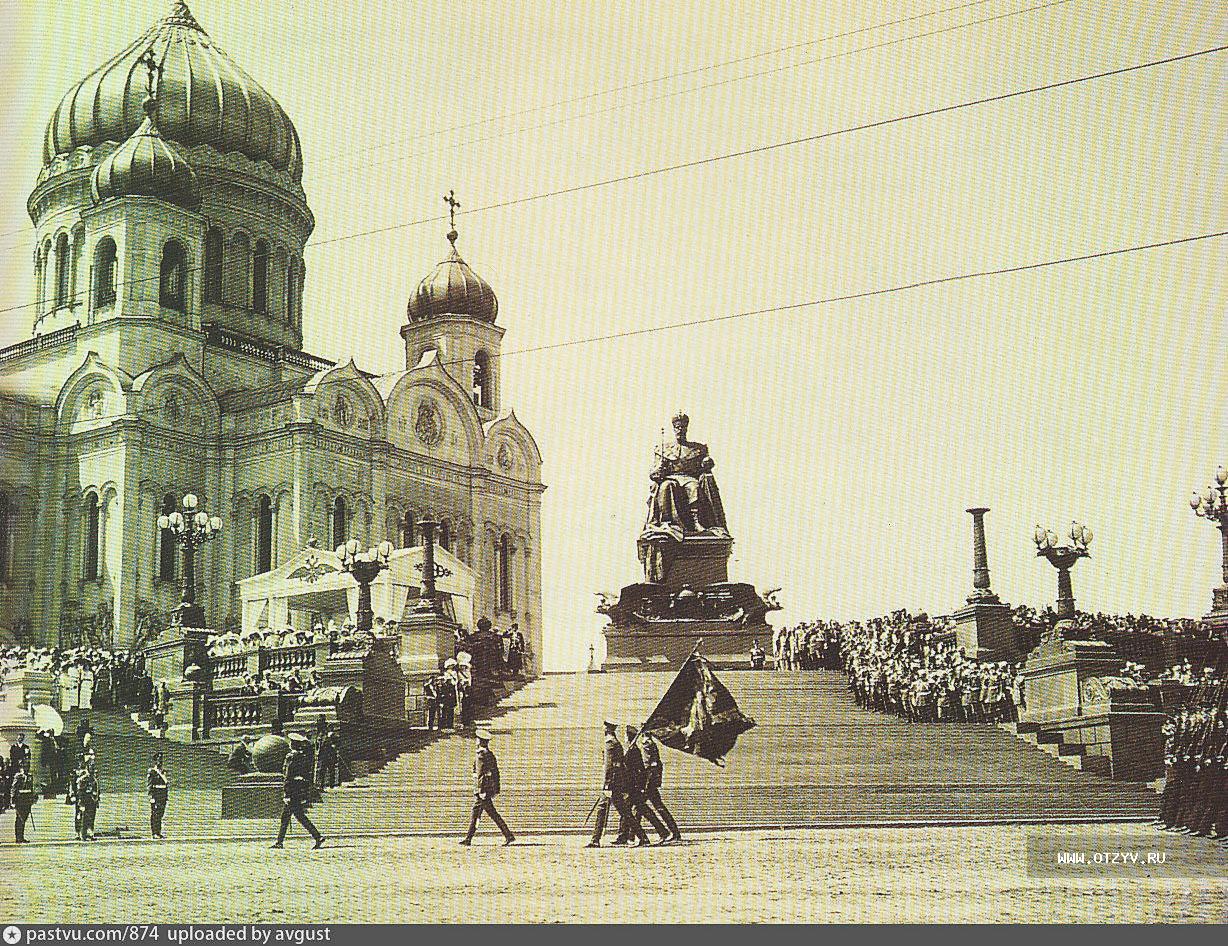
331;496;348;549
55;233;70;308
93;238;117;308
204;228;223;303
158;493;177;581
286;256;299;327
0;492;11;580
160;240;186;310
400;511;415;548
473;350;492;409
83;493;102;581
256;495;274;573
253;239;269;314
228;232;251;307
439;519;452;551
498;534;512;612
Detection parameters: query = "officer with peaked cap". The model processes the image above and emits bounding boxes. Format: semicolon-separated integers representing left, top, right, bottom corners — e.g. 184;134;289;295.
587;720;647;848
459;728;515;846
272;733;324;849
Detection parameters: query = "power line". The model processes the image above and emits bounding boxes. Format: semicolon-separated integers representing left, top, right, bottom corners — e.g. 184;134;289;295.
0;0;1003;243
0;44;1220;318
326;0;1074;182
304;44;1225;250
474;231;1227;365
311;0;1002;167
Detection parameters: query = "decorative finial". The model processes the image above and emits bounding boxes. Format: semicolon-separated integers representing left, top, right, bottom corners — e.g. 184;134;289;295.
138;46;161;101
164;1;205;31
444;189;461;245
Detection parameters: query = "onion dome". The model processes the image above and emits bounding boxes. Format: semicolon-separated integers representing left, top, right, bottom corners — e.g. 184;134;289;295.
92;94;198;208
407;228;499;324
44;2;303;182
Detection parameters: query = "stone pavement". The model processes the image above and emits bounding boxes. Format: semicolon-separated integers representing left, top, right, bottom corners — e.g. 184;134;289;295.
1;824;1223;923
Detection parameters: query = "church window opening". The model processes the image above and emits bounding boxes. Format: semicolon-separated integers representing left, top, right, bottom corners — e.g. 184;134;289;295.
160;240;187;310
54;232;70;308
94;238;117;308
0;493;11;580
331;496;348;549
253;239;270;314
204;228;223;303
83;493;102;581
498;533;513;612
473;350;492;409
256;495;274;573
401;511;415;548
286;256;299;326
158;493;177;581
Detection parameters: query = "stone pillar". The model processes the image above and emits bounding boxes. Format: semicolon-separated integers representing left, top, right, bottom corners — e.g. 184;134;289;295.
952;507;1019;660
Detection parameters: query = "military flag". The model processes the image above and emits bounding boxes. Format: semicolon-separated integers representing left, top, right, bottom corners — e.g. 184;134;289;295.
641;651;756;764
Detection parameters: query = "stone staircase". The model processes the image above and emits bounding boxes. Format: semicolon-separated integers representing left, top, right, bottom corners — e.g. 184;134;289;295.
0;669;1159;843
305;669;1158;837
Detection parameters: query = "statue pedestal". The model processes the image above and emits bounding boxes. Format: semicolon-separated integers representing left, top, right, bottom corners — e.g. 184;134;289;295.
952;598;1019;660
315;640;406;724
1201;605;1228;642
144;629;213;688
638;532;731;590
1019;632;1123;726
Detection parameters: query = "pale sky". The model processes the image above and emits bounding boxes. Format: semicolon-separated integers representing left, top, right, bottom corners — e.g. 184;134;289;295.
0;0;1224;670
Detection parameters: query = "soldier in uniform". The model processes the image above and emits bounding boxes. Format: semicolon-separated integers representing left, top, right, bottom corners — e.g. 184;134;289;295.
316;729;341;788
9;733;30;770
0;756;10;814
438;660;458;730
749;641;766;670
74;764;100;841
459;729;515;846
10;759;35;843
615;726;670;845
639;730;682;843
148;751;169;839
423;674;441;730
587;720;648;848
271;733;325;849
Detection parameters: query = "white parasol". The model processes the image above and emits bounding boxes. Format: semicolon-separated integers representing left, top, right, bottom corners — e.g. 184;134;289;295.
32;704;64;735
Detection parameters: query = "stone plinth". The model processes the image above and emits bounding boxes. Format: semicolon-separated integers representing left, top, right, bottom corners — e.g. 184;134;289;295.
603;621;770;670
144;629;212;688
638;532;731;590
398;610;458;724
314;640;406;724
164;679;208;741
220;772;286;819
953;600;1020;660
1019;634;1123;726
2;668;55;710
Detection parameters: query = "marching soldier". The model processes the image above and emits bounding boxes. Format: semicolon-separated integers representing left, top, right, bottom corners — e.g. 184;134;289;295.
271;733;325;849
639;729;682;843
587;720;647;848
11;759;36;843
74;764;100;841
459;729;515;846
148;751;169;839
615;726;669;845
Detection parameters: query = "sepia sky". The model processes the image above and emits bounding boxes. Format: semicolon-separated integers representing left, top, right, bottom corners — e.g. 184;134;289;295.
0;0;1224;669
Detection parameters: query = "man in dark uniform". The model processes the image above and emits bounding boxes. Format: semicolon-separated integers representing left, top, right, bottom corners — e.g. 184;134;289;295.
148;751;169;839
271;733;324;849
639;729;682;843
316;729;341;789
0;756;10;813
587;720;648;848
11;759;35;843
74;765;100;841
423;674;441;730
459;729;515;846
615;726;669;845
9;733;30;769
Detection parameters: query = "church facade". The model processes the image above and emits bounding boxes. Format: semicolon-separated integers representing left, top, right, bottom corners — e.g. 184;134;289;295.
0;3;545;671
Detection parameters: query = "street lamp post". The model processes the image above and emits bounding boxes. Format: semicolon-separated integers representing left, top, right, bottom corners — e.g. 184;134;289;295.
1033;521;1093;637
336;539;394;634
412;519;451;614
158;493;222;629
1190;465;1228;617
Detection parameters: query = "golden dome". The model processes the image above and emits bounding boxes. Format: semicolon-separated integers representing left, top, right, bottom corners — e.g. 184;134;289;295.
44;2;303;182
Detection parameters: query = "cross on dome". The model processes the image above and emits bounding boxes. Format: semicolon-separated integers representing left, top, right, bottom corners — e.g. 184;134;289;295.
444;189;462;245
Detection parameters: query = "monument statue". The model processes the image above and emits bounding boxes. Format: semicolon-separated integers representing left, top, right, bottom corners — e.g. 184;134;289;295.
647;411;728;535
600;411;780;668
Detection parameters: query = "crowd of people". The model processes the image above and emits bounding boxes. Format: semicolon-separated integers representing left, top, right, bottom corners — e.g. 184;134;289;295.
1;645;154;712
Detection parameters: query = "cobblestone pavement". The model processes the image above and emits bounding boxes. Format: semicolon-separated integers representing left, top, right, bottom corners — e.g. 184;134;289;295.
2;824;1224;923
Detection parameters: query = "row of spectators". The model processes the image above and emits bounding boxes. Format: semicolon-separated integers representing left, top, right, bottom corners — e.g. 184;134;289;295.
1;645;155;713
236;668;320;695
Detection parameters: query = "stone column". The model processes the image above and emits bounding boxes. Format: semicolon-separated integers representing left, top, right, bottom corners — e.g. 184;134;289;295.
952;507;1018;660
967;507;997;601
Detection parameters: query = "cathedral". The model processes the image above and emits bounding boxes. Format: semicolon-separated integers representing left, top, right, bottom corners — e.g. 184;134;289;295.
0;2;545;669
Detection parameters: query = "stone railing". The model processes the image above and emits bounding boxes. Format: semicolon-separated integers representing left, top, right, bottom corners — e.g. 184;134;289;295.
202;323;334;372
260;644;318;674
0;324;79;366
212;654;250;680
202;691;301;738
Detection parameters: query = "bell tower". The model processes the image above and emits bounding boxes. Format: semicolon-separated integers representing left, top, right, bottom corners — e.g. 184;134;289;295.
401;191;505;418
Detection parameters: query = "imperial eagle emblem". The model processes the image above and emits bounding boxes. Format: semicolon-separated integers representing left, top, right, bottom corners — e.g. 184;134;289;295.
287;554;336;584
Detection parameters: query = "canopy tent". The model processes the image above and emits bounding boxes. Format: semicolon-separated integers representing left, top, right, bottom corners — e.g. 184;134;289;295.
236;543;475;636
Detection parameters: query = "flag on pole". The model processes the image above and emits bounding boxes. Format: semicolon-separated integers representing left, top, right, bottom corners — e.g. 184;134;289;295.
641;652;756;764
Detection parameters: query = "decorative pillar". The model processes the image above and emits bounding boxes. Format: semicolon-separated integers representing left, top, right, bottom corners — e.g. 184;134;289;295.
952;507;1016;659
